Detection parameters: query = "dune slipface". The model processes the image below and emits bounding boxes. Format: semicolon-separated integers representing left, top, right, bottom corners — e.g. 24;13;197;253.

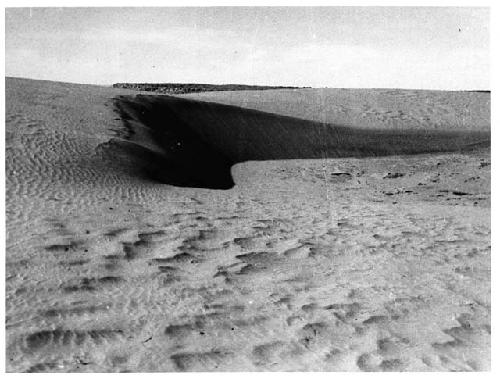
6;78;490;372
114;94;489;189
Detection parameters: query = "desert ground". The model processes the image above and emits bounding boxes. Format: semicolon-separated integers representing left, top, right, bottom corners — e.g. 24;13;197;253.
5;77;490;372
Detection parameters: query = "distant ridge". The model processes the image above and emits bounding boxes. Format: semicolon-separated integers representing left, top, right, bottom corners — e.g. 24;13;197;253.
112;83;306;94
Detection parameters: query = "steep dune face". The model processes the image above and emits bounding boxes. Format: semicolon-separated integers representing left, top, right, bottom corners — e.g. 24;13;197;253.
5;78;490;372
114;96;235;189
115;94;489;189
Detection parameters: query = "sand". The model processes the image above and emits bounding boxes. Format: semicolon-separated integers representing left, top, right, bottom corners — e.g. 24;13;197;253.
182;88;491;131
5;77;490;372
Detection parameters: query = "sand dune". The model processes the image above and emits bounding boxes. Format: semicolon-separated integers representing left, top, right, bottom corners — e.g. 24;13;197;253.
5;77;490;372
115;94;489;188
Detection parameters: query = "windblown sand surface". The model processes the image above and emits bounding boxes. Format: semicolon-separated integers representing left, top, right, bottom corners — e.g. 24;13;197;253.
5;77;490;372
183;88;491;131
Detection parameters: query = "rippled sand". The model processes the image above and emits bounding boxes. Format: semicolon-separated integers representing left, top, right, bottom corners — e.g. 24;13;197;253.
5;78;490;372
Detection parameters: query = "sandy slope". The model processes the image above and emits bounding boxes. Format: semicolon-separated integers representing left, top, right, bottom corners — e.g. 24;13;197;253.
5;78;490;372
182;88;490;131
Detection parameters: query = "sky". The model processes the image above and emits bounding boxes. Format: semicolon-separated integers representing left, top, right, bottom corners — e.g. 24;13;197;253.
5;7;490;90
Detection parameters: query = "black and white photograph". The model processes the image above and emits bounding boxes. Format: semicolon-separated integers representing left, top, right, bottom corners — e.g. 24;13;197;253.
3;2;492;373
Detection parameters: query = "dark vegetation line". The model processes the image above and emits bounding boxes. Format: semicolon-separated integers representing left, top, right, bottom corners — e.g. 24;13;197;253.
112;95;490;190
113;83;307;94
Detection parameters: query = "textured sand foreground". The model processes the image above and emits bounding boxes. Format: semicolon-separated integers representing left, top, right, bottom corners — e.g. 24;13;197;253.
5;78;490;372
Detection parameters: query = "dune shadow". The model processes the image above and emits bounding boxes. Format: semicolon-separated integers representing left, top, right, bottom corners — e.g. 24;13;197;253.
113;94;490;189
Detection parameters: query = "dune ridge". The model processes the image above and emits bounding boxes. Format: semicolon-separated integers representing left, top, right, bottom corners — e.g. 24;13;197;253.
114;94;489;189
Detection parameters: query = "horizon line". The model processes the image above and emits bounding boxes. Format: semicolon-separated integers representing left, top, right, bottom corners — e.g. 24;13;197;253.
5;76;491;92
